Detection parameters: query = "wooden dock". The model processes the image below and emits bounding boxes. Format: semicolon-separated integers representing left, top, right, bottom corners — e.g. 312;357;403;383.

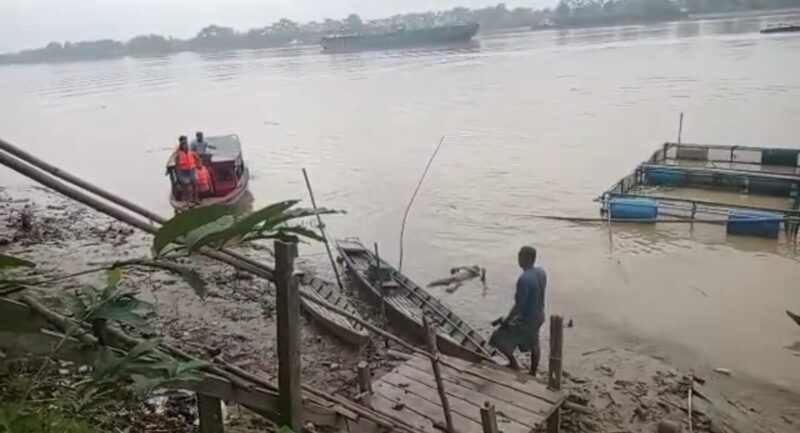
371;353;566;433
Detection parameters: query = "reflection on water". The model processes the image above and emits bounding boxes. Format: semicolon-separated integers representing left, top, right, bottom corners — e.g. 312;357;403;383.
1;12;800;391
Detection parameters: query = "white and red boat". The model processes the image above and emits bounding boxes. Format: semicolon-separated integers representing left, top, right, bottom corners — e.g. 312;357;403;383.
166;134;250;212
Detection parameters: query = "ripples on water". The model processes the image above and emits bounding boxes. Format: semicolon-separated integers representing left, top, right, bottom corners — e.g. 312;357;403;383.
1;12;800;389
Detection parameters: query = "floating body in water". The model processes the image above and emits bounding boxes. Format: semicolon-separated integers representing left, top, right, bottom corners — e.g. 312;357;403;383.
428;265;486;293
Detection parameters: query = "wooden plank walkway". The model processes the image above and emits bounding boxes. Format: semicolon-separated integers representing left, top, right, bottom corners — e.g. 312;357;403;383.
372;354;566;433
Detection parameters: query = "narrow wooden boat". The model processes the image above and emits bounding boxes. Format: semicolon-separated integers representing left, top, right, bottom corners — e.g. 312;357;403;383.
298;272;369;348
335;239;497;362
166;134;250;212
788;310;800;328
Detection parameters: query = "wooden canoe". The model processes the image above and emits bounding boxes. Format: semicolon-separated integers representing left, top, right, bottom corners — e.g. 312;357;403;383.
335;239;497;362
298;272;369;348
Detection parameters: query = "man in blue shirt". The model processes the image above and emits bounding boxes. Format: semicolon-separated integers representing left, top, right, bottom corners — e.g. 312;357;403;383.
489;246;547;375
191;131;215;156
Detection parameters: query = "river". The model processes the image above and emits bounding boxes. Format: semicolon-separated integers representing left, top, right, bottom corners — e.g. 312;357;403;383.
1;12;799;393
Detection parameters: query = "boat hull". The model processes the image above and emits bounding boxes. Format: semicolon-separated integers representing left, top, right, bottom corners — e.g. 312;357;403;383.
170;167;250;212
336;239;496;363
298;273;369;347
321;23;479;52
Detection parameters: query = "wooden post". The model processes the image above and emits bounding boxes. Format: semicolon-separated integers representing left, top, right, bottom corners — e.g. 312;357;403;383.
547;314;564;433
480;402;499;433
547;408;562;433
547;315;564;390
422;315;454;433
357;361;372;408
197;393;225;433
275;240;302;431
301;168;345;292
357;361;372;394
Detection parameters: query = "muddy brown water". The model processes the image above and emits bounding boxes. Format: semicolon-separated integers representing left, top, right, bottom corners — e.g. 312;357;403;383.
1;12;799;394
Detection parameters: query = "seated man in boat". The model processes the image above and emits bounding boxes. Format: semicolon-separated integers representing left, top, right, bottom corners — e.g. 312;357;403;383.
195;158;213;198
174;136;199;204
489;246;547;375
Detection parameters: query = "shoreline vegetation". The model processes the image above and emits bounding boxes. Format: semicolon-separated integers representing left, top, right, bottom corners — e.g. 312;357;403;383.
2;0;800;65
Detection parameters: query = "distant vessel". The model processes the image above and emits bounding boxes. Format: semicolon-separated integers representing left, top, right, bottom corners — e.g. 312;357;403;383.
760;23;800;34
321;23;479;52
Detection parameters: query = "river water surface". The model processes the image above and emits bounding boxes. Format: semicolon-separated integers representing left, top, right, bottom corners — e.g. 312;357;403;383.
2;12;799;392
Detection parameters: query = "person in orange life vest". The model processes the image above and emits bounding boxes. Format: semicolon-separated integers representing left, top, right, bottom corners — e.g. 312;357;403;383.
174;136;199;204
195;158;212;198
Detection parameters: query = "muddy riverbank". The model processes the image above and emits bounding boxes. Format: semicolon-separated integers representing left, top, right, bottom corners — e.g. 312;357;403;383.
2;186;798;432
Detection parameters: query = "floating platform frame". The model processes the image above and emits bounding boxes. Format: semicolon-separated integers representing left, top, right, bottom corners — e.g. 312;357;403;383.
597;142;800;238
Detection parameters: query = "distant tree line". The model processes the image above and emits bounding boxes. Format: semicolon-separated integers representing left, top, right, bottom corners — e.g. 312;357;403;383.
1;0;798;65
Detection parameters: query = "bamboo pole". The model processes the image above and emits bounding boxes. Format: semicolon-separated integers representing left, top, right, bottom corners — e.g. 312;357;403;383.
423;315;454;433
399;136;445;272
0;149;273;281
0;139;274;279
0;142;495;363
302;168;344;292
19;293;419;433
0;148;501;366
0;142;499;364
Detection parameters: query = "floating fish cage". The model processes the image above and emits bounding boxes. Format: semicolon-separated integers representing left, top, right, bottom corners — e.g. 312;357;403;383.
598;142;800;239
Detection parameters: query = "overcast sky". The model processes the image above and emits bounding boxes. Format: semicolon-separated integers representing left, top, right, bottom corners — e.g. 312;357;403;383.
1;0;555;53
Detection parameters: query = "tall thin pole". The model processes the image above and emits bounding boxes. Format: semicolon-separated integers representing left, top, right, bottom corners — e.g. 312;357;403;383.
399;136;445;272
302;168;344;292
423;315;454;433
677;112;684;145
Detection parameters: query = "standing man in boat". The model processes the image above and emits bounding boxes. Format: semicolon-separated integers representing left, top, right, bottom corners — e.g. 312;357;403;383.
175;136;199;204
489;246;547;375
191;131;215;156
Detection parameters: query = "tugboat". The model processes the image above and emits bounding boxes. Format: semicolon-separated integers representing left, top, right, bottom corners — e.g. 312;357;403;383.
321;22;480;52
166;134;249;212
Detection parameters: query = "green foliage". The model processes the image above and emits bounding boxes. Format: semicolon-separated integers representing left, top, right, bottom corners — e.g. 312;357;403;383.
152;204;235;256
85;342;207;401
0;254;36;269
152;200;338;257
0;402;94;433
68;275;154;328
277;427;297;433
